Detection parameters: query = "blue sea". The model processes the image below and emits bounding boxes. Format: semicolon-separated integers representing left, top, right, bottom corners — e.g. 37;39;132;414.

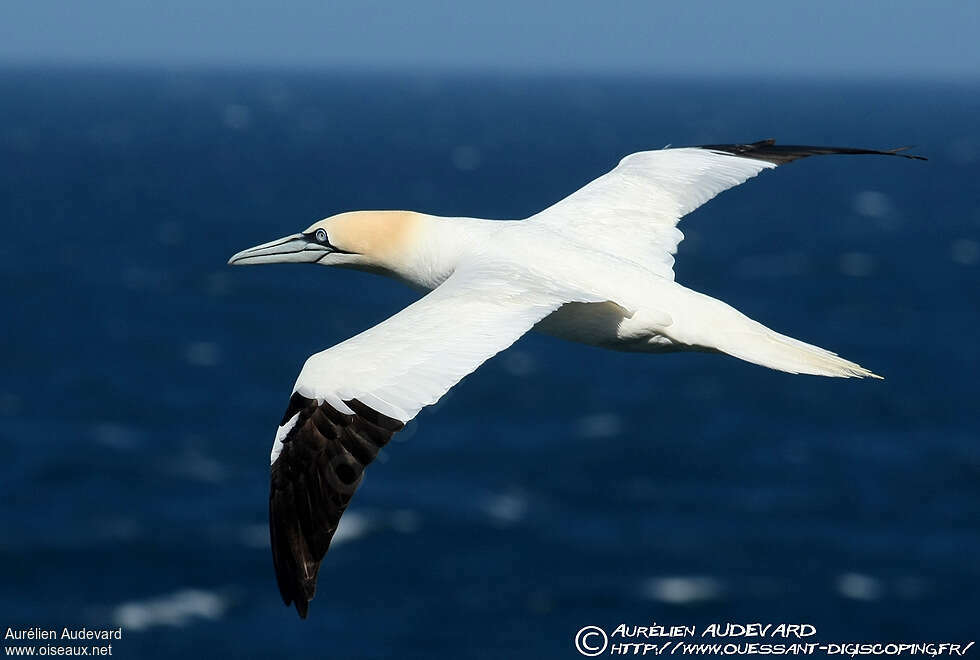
1;68;978;658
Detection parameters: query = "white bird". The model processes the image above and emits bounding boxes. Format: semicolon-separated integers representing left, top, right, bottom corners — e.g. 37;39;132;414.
228;139;923;617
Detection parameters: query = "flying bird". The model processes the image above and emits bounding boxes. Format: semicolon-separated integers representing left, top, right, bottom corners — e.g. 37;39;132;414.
228;139;924;618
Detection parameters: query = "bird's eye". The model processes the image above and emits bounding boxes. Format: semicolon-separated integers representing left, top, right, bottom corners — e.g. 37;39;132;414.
314;228;327;243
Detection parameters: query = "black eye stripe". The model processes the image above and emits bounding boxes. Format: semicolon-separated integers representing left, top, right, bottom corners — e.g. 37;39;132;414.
303;229;356;255
304;228;329;244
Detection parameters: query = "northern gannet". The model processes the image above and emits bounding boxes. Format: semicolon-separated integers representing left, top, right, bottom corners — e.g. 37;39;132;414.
228;139;924;618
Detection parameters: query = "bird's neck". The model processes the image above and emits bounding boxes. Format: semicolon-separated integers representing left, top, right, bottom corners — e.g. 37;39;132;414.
367;214;504;291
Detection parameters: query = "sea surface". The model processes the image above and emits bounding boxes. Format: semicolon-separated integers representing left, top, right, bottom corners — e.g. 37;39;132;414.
1;68;978;658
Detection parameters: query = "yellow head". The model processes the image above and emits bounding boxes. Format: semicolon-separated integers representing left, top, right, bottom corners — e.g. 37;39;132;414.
228;210;424;271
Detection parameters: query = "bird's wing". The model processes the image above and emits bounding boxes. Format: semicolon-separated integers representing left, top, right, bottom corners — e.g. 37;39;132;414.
268;260;598;618
527;139;924;279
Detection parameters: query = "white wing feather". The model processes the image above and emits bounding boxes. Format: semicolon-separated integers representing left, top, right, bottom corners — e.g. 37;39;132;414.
528;147;776;278
292;259;600;424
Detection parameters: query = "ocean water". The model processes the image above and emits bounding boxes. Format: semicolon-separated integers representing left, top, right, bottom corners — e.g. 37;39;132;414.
1;68;978;658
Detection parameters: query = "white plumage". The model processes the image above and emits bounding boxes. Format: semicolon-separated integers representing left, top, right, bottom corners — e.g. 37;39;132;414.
227;139;923;618
528;147;776;278
296;257;603;423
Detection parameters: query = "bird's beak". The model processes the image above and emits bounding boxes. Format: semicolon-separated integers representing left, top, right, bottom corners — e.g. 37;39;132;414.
228;233;331;266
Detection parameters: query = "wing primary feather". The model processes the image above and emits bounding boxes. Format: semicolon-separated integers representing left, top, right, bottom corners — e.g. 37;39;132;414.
270;393;404;618
265;264;609;618
700;138;927;164
528;138;925;274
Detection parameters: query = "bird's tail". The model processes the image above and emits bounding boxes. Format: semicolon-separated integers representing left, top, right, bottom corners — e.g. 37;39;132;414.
663;288;881;379
715;323;881;378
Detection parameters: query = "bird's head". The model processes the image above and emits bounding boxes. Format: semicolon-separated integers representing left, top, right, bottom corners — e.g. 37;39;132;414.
228;210;424;272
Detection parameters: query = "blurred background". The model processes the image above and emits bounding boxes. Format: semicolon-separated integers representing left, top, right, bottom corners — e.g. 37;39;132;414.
1;2;978;658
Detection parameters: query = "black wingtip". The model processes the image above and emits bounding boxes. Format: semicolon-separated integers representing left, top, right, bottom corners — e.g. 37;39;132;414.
270;394;405;621
701;139;927;164
882;145;928;161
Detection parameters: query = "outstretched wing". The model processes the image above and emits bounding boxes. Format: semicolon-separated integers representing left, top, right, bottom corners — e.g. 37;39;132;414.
268;261;598;618
528;139;924;279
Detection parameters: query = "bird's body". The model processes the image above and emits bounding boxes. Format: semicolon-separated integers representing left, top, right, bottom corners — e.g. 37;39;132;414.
323;213;671;350
228;139;924;617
